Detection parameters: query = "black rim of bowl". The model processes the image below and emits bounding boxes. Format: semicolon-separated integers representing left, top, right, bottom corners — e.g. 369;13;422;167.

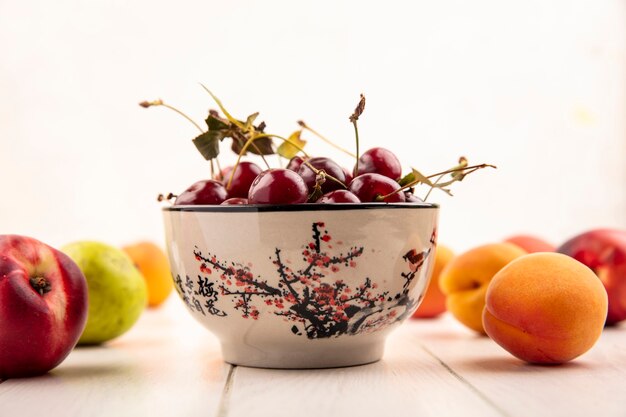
163;202;439;213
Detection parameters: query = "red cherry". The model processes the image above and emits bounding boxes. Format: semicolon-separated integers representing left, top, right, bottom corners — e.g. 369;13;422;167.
286;156;307;172
297;157;346;194
175;179;228;205
354;147;402;180
222;161;262;198
220;197;249;205
316;190;361;203
248;169;309;204
405;192;424;203
342;167;353;185
348;173;406;202
217;166;233;181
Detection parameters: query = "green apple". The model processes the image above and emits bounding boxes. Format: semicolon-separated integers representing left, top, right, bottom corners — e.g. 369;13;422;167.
62;241;147;344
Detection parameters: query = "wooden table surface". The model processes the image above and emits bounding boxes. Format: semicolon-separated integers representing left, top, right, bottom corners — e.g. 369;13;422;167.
2;298;625;417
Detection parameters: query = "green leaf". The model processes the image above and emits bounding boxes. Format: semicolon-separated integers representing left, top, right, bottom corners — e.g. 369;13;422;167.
247;136;274;155
230;135;275;156
398;172;416;187
434;178;459;188
277;130;306;159
205;113;229;131
451;157;468;179
411;168;434;187
199;84;244;129
230;137;245;155
243;113;259;131
192;131;221;160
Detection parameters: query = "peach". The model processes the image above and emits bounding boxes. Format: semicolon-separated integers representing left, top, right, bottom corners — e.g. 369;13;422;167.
505;235;555;253
412;245;455;318
557;229;626;325
483;253;608;364
439;243;526;333
123;242;173;307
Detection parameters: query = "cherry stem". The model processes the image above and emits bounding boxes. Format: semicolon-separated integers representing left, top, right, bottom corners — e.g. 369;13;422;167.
231;132;271;170
199;84;244;129
226;133;281;190
223;132;272;192
423;173;445;201
226;133;346;190
352;121;360;174
157;193;177;203
424;164;496;180
199;85;272;179
29;276;51;296
377;163;497;201
253;146;271;170
140;100;204;133
297;121;356;158
140;99;224;171
269;136;346;189
215;157;222;178
302;161;347;190
349;94;366;173
162;103;204;132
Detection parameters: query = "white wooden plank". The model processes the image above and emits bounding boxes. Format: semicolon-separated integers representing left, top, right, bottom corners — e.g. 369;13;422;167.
412;314;626;417
225;324;504;417
3;302;625;417
0;299;229;417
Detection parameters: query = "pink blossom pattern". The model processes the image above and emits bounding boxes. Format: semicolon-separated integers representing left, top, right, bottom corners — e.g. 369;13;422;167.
178;222;434;339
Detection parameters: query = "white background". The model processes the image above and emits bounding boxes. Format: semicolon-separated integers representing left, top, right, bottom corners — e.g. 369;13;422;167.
1;0;625;252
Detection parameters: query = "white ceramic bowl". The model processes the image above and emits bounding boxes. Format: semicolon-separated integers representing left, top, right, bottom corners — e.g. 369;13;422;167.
163;203;439;368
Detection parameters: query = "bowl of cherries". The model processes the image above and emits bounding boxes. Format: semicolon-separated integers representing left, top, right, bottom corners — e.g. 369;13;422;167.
144;91;492;368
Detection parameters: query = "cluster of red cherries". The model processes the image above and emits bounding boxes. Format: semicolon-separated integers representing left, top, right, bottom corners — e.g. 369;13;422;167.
143;91;491;206
175;147;420;206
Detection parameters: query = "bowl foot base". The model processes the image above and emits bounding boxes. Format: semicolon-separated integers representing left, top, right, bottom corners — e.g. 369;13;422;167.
221;340;385;369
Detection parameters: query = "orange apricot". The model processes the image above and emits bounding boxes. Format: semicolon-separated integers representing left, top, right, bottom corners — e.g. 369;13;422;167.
412;245;455;318
483;253;608;364
123;242;173;307
439;243;526;333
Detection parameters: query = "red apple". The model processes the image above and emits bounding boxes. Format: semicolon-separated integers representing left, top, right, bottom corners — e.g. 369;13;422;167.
0;235;88;378
557;229;626;326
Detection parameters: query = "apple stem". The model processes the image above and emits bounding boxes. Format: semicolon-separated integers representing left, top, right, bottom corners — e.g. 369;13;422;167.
29;276;51;296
